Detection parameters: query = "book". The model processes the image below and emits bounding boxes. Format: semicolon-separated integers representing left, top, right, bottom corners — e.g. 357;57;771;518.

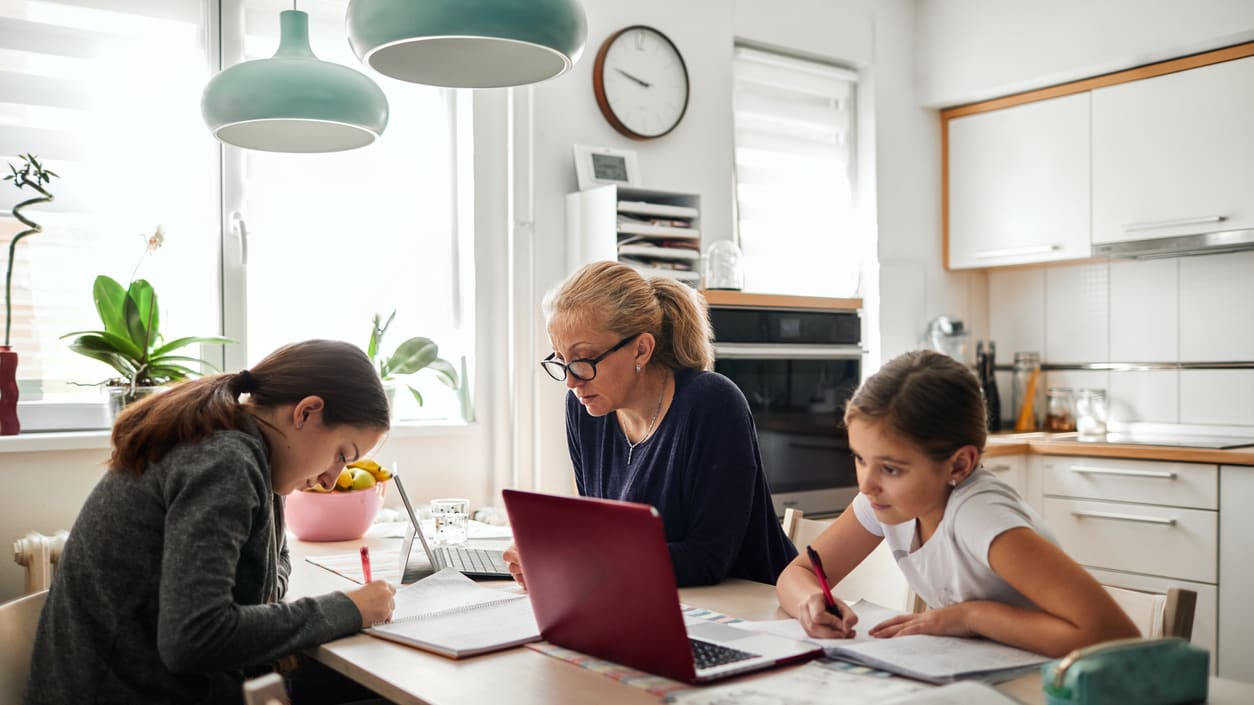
737;599;1049;684
617;219;701;239
365;568;540;658
617;200;699;219
619;244;701;263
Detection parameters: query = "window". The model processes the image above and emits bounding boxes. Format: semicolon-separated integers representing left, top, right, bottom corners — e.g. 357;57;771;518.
731;46;859;297
1;0;472;429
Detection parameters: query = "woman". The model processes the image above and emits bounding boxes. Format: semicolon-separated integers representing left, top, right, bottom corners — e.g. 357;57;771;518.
776;350;1138;657
24;340;397;705
505;261;796;587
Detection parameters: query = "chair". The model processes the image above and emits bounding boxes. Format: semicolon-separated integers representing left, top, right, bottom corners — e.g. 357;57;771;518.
781;508;911;613
0;589;49;703
1104;585;1197;640
243;673;289;705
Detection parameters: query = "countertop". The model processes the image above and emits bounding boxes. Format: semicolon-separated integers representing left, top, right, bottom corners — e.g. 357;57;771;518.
985;432;1254;466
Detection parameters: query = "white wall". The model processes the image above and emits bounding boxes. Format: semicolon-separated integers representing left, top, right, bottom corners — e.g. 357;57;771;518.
916;0;1254;107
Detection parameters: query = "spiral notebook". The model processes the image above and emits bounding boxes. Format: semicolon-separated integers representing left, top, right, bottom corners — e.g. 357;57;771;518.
365;567;540;658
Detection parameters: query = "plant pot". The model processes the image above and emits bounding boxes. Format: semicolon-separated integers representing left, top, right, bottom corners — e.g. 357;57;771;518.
0;345;19;435
106;385;166;424
285;481;387;541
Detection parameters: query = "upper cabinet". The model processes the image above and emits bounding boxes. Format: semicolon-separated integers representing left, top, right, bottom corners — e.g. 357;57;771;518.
946;92;1091;269
1092;55;1254;245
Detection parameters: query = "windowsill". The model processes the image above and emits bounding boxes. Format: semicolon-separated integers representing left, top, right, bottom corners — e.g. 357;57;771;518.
0;419;474;454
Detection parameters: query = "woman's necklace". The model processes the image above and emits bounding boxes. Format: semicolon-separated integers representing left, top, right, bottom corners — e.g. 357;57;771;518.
625;372;668;465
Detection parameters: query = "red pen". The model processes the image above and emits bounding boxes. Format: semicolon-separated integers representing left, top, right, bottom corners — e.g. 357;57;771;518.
805;545;843;618
360;546;372;583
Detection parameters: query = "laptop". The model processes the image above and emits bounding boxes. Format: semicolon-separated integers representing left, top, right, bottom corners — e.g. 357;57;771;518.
502;489;822;684
392;474;512;581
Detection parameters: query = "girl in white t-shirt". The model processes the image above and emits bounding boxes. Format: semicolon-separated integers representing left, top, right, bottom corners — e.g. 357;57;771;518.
776;350;1138;657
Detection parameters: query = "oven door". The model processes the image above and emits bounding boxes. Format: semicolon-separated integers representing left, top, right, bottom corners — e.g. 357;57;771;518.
713;343;862;518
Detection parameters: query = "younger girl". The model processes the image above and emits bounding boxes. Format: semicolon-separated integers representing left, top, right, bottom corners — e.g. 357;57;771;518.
776;349;1138;657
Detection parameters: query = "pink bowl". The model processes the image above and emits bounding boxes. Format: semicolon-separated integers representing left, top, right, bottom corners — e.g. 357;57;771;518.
285;481;386;541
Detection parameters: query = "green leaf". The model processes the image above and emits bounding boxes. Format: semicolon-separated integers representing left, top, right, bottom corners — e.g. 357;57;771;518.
122;280;157;353
61;329;145;363
150;336;236;358
406;385;424;407
426;358;459;389
386;337;437;376
65;337;139;379
150;354;221;372
92;276;129;339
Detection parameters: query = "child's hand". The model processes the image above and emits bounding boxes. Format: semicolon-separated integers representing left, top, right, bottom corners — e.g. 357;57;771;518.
347;579;397;628
797;593;858;639
868;603;975;638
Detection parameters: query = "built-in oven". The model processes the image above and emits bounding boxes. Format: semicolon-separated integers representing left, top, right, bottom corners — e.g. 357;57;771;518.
708;302;863;518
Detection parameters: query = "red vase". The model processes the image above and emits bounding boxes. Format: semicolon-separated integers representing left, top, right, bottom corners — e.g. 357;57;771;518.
0;345;18;435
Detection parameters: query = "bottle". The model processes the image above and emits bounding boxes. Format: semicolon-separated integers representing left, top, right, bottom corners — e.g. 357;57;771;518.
977;341;1001;431
1045;387;1076;432
1075;388;1109;438
1011;352;1043;432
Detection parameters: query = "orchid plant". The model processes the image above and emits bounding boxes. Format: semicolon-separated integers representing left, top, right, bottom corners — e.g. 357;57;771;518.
367;310;458;406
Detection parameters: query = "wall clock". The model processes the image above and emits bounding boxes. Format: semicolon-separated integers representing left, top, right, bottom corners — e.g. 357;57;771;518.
592;25;690;140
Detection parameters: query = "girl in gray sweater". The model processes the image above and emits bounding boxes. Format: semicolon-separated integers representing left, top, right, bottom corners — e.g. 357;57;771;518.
24;339;397;705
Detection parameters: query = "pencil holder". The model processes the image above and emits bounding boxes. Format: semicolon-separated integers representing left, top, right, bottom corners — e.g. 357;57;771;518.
1042;637;1208;705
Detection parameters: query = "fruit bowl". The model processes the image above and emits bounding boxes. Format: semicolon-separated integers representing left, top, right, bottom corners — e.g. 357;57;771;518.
285;480;387;542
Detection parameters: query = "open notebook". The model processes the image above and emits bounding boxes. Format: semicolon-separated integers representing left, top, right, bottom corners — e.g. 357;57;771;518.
737;599;1050;684
365;568;540;658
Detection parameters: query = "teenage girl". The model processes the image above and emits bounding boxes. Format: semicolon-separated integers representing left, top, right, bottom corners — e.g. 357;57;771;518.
776;349;1139;657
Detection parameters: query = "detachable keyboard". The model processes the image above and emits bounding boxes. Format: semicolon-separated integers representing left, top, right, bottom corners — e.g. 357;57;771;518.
434;546;510;574
690;638;758;670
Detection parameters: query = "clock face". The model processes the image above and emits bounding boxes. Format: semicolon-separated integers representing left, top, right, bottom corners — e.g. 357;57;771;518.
593;26;690;140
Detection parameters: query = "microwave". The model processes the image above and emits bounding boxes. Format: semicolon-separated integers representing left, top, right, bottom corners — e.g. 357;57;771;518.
709;306;863;518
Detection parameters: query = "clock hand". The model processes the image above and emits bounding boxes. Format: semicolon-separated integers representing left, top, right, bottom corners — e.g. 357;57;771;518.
614;67;652;88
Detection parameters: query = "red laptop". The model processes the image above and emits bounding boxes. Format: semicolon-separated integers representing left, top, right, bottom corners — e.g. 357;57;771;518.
502;489;821;683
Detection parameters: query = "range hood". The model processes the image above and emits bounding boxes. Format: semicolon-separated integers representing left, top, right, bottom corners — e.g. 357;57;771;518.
1094;228;1254;259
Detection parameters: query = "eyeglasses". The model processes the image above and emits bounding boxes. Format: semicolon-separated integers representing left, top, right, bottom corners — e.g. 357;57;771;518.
540;334;638;382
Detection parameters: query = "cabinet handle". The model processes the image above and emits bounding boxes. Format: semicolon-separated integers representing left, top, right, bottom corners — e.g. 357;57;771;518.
1070;510;1177;526
712;343;864;360
1123;215;1225;232
1069;465;1177;480
986;464;1012;472
974;244;1060;259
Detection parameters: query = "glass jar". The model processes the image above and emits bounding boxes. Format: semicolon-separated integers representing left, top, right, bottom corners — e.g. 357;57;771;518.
1045;387;1076;432
1075;388;1109;438
1011;352;1044;432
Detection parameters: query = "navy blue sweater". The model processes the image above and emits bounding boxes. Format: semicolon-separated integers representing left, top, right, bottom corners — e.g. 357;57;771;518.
567;368;797;586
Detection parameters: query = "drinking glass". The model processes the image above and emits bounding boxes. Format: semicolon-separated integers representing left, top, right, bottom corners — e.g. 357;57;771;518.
430;498;469;545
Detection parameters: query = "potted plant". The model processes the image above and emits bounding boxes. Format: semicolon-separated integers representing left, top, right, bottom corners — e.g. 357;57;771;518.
367;310;458;414
1;154;58;435
61;227;236;419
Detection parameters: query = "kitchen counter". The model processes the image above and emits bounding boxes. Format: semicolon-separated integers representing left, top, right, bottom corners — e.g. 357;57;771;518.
985;432;1254;466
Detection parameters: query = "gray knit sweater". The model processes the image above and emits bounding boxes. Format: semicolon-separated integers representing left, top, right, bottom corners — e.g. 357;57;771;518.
23;425;362;705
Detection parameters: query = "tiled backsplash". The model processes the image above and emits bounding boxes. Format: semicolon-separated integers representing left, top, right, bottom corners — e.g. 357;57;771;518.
987;250;1254;428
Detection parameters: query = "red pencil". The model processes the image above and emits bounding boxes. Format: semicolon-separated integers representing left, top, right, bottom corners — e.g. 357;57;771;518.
360;546;372;583
806;545;843;617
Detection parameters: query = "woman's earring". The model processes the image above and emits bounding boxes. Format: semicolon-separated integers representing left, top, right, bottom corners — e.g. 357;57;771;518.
635;364;641;373
949;479;957;487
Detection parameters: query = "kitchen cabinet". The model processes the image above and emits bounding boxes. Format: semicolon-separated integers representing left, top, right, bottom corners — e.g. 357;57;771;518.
983;454;1028;505
1219;466;1254;683
1033;455;1217;665
1092;55;1254;245
947;92;1091;269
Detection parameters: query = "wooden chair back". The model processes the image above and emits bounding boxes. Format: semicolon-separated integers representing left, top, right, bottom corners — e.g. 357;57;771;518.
0;589;48;703
781;508;912;613
1104;585;1197;640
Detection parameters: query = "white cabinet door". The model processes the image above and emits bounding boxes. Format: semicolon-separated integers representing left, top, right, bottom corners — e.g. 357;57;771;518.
1093;55;1254;244
948;92;1091;269
1219;466;1254;683
983;455;1028;503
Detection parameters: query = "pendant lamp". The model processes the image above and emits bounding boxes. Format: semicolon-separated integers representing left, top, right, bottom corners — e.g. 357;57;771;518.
202;9;389;153
346;0;587;88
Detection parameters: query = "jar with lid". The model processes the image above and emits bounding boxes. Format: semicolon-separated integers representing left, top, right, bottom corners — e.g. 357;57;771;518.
1011;352;1044;432
1045;387;1076;432
1075;388;1109;438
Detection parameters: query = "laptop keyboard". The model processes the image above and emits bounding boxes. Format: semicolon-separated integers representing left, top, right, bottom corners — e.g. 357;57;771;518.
434;546;509;574
690;638;758;670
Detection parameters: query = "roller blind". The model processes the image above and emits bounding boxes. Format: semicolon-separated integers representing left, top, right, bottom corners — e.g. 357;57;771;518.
732;46;860;297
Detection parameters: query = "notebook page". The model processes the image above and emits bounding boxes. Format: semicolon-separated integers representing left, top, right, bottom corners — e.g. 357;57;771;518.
391;567;526;622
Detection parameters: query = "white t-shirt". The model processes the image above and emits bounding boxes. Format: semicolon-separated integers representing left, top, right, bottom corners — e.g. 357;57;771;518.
851;467;1057;610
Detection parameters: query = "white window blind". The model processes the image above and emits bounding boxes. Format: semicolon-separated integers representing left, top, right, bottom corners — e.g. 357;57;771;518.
732;46;860;297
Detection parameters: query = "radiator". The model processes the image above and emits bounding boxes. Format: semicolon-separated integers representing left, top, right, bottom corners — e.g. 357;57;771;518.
13;531;68;594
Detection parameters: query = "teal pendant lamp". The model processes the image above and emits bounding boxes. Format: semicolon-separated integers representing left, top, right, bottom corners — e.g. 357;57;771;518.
346;0;587;88
202;9;389;153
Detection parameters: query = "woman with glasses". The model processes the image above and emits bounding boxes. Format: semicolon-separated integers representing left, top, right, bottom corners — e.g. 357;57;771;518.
503;261;796;587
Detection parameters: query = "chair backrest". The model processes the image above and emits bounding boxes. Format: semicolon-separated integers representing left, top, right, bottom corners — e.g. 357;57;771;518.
242;672;290;705
781;508;912;613
1104;585;1197;641
0;589;48;703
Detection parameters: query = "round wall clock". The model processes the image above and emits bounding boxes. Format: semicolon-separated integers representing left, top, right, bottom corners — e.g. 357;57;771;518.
592;25;690;140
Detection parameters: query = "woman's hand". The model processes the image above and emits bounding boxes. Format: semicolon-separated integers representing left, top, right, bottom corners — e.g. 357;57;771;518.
868;603;975;639
503;543;526;591
347;580;397;628
797;592;857;639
